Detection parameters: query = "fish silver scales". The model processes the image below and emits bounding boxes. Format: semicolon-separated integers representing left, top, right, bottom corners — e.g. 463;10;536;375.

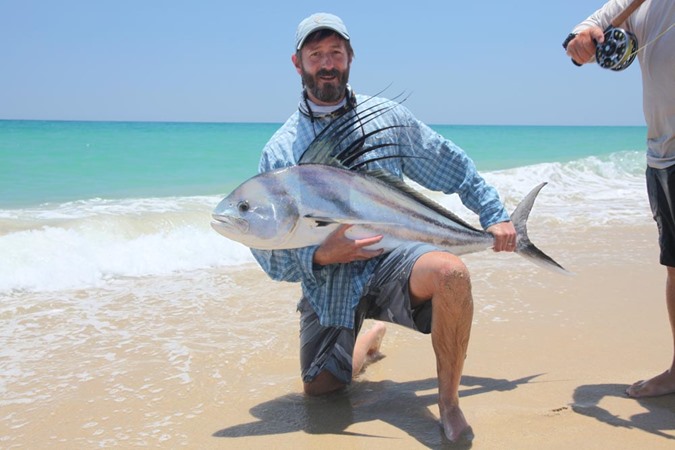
211;164;567;274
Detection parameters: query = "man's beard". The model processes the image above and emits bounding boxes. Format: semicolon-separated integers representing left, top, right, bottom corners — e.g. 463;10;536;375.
301;67;350;104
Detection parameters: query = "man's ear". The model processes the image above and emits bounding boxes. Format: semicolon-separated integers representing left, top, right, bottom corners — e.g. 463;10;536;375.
292;54;302;75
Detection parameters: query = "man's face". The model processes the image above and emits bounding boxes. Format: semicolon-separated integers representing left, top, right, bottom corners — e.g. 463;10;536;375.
294;34;351;106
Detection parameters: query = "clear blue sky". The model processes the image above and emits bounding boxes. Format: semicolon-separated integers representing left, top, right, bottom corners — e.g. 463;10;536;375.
0;0;645;126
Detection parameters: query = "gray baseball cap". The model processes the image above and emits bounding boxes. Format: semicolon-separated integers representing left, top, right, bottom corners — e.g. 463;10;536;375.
295;13;350;50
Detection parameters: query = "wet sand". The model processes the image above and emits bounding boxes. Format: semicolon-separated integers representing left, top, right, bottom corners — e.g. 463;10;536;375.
2;223;675;449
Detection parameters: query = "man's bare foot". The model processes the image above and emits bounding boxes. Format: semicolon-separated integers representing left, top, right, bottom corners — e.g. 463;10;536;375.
626;369;675;398
353;322;388;376
365;321;386;362
440;404;474;443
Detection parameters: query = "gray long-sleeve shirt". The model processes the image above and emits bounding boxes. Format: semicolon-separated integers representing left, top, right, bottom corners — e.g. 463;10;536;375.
573;0;675;169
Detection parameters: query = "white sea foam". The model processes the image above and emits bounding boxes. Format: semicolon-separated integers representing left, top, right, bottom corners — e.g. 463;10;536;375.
421;150;650;228
0;151;651;294
0;195;254;293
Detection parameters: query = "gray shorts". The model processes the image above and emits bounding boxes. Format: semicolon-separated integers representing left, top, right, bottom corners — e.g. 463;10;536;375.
299;243;439;385
647;166;675;267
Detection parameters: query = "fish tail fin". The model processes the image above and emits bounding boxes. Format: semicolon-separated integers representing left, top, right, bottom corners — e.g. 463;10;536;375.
511;183;571;275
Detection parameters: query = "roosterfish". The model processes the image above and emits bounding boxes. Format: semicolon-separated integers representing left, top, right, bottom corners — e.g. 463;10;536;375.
211;97;568;274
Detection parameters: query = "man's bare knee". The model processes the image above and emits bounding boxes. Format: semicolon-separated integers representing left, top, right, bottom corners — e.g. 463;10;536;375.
411;252;471;302
436;257;471;290
439;258;469;276
432;258;473;314
303;371;346;396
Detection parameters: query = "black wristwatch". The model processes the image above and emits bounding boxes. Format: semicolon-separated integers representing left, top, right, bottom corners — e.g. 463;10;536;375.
562;33;577;50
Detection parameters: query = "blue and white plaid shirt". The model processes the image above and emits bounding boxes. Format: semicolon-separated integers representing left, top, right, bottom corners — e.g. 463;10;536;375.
251;92;509;329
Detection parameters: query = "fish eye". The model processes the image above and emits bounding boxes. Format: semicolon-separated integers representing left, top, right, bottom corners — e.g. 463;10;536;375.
237;201;250;213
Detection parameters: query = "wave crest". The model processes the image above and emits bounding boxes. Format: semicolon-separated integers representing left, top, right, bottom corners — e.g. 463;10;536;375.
0;151;651;294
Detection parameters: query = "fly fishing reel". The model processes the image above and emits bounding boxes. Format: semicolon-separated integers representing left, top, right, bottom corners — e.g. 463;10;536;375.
595;26;638;71
563;0;646;71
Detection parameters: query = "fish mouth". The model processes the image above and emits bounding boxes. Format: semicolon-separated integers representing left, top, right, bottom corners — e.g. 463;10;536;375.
210;214;249;234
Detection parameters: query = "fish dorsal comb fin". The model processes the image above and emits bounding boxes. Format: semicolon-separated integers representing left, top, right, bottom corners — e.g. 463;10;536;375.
366;169;481;232
298;93;413;169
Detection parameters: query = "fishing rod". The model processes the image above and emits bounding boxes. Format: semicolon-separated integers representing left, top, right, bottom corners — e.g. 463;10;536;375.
563;0;646;71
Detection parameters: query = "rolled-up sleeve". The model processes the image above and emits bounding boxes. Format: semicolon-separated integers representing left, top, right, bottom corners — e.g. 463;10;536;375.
250;246;318;283
250;115;324;284
399;113;509;229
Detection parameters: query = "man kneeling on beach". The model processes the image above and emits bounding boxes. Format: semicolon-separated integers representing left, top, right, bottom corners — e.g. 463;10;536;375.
250;13;517;443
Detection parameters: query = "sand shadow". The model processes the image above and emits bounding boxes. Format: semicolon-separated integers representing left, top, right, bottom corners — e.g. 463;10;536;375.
213;373;542;449
572;383;675;440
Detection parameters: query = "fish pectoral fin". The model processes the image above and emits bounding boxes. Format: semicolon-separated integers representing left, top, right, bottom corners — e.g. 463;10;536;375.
302;215;392;229
303;216;338;227
302;215;357;228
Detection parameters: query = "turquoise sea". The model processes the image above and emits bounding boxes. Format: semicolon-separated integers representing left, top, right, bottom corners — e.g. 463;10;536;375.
0;119;650;293
1;120;646;209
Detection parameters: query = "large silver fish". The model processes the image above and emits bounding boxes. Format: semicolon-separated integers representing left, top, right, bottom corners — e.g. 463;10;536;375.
211;98;568;274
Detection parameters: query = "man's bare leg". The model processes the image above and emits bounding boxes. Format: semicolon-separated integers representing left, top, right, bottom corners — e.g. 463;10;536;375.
410;252;474;443
626;266;675;398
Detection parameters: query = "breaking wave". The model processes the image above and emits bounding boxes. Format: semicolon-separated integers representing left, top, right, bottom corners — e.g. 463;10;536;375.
0;150;650;294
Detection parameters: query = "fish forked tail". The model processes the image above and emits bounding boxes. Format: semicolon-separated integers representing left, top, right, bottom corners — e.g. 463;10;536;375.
511;182;571;275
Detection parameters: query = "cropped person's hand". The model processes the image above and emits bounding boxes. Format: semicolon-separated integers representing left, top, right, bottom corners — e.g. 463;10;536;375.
566;26;605;65
313;225;384;265
487;221;517;253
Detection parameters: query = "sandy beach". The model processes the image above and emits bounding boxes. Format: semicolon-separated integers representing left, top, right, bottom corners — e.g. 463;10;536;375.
2;221;675;449
210;224;675;450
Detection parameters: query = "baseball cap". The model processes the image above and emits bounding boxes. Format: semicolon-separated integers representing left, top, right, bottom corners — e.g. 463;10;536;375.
295;13;350;50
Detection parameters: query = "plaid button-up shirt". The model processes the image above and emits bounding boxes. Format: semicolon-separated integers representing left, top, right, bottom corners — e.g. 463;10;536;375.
251;93;509;329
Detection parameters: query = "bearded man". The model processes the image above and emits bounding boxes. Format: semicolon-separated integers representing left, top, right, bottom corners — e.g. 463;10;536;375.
250;12;517;443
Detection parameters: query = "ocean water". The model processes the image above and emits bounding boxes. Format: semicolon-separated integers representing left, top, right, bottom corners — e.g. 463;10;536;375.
0;119;656;446
0;119;649;293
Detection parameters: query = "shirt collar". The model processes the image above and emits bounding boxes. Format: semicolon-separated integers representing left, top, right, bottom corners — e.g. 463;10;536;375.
298;85;356;121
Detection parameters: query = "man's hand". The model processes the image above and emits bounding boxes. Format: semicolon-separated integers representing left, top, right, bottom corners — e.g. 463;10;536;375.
487;221;517;253
313;225;384;265
566;26;605;65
